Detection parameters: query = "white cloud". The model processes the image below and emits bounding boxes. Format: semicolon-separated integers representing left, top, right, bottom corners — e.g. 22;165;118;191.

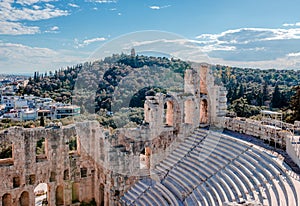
149;6;160;10
16;0;55;5
68;3;79;8
83;37;106;45
86;0;117;3
209;56;300;70
116;30;300;69
196;28;300;45
45;25;59;33
283;23;295;27
193;27;300;62
0;0;69;35
121;38;235;54
0;42;57;57
50;26;59;31
0;42;87;73
0;6;69;21
0;21;40;35
45;3;55;9
287;52;300;57
32;5;41;9
193;27;300;68
283;22;300;27
74;37;106;48
149;5;171;10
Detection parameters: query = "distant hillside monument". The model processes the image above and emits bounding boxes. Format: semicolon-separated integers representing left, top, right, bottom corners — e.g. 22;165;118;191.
131;48;136;57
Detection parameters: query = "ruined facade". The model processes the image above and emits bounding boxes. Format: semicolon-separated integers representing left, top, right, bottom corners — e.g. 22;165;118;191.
0;64;228;206
0;122;109;206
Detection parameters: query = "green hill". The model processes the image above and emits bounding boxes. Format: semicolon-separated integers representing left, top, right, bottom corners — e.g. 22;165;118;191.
19;54;300;125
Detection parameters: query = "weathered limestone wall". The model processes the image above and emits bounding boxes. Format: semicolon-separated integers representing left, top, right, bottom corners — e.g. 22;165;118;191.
145;64;227;130
0;121;109;206
286;136;300;168
224;117;290;147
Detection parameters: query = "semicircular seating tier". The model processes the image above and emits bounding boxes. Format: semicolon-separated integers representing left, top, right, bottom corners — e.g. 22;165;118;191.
120;128;300;206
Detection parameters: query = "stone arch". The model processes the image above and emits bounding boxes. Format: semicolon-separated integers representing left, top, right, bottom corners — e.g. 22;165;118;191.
72;182;80;203
163;94;181;128
50;171;56;182
2;193;12;206
200;99;208;124
99;183;105;206
55;185;64;206
163;95;181;129
19;191;29;206
163;100;174;126
63;169;69;180
139;146;151;169
184;99;194;124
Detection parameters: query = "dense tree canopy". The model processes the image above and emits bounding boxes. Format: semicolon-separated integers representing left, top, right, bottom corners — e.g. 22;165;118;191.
212;65;300;121
20;55;300;125
288;86;300;122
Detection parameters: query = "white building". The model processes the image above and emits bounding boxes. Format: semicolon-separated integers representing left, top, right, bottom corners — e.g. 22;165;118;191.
1;96;18;110
20;109;37;121
56;105;80;119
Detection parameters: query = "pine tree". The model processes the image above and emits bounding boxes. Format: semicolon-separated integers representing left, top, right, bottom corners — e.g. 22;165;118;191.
40;116;45;127
33;72;37;81
289;86;300;121
237;84;244;99
261;81;268;106
271;84;281;108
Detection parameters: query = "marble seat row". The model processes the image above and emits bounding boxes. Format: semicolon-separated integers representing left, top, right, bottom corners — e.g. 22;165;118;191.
121;129;299;206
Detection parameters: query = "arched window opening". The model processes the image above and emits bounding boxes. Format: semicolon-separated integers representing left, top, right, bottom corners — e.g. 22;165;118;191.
139;147;151;169
50;171;56;182
164;101;174;126
19;191;30;206
72;182;80;203
2;193;12;206
200;99;208;124
56;186;64;206
99;184;104;206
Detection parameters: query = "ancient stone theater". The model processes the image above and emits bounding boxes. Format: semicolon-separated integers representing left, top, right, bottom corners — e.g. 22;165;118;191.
0;64;299;206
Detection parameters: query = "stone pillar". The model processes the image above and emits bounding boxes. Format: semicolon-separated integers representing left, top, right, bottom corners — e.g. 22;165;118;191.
145;94;164;138
199;64;208;95
184;69;195;94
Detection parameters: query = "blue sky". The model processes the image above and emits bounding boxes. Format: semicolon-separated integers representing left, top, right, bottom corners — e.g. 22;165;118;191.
1;0;300;74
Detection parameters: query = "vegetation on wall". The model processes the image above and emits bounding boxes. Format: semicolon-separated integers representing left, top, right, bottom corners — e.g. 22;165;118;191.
0;142;12;159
